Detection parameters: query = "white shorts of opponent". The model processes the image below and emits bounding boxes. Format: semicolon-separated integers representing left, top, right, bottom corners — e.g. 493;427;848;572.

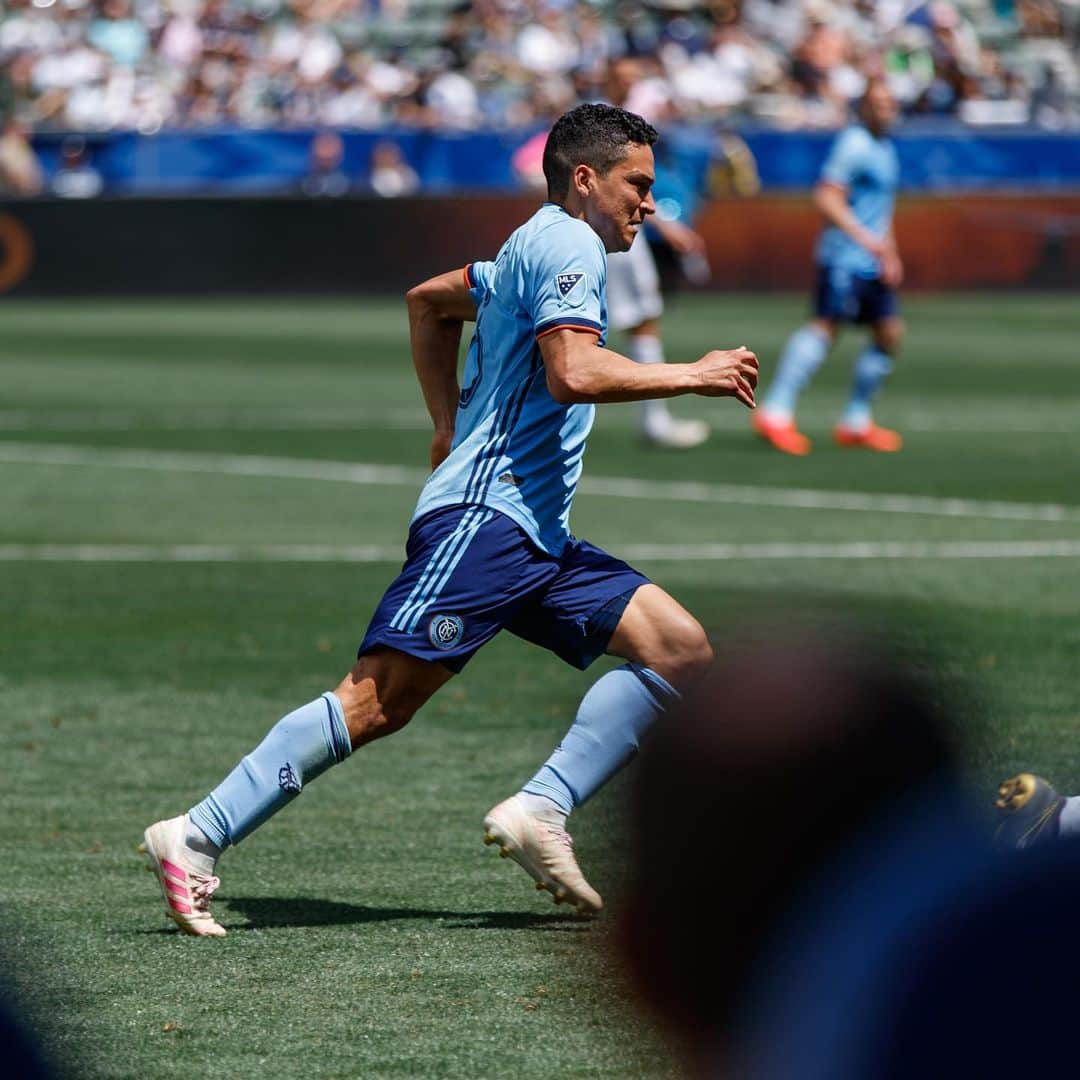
607;232;664;332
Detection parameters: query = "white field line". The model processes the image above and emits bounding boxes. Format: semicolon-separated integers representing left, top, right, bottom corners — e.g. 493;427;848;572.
2;408;1080;434
1;441;1079;525
0;408;432;432
0;408;1076;435
3;541;1080;562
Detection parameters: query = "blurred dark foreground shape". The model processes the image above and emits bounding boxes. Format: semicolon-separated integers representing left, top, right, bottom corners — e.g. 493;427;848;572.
622;623;1080;1078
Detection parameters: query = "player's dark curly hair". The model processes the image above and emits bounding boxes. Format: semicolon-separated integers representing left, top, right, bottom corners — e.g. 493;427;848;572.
543;103;658;201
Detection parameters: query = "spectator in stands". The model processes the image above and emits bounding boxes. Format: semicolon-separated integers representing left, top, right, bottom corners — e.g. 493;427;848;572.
790;5;858;127
0;113;42;196
298;130;350;197
50;133;103;199
0;0;1075;133
88;0;149;69
367;139;419;197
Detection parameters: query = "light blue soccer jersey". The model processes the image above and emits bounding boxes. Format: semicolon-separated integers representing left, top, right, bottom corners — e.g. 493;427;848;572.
412;202;608;556
815;125;899;279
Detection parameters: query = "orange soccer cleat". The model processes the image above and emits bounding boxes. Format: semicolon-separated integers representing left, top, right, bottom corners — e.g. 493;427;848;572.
752;412;812;456
833;422;903;452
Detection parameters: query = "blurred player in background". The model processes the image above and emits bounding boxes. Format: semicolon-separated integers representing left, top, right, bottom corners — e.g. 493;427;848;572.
604;57;710;449
142;103;758;937
606;197;712;449
754;79;904;456
604;55;712;447
512;58;718;450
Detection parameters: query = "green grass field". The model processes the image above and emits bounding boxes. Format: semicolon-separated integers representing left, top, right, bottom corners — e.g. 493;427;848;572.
2;292;1079;1078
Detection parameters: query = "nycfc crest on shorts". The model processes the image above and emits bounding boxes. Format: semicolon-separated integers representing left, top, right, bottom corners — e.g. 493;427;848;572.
428;613;464;650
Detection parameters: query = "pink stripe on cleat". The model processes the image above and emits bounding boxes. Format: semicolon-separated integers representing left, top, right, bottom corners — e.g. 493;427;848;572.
162;859;187;883
143;815;227;937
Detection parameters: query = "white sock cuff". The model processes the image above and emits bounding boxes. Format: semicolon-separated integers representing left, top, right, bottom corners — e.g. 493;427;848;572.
629;334;664;365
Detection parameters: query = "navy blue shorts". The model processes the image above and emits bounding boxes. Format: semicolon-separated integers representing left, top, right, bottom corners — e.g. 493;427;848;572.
357;506;651;674
813;266;899;325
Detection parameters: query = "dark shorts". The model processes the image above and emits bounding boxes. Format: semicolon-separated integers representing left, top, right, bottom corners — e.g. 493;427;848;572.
814;265;899;325
358;505;651;674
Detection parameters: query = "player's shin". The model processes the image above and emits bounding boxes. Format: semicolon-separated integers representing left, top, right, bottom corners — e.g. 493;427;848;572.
762;324;830;419
841;345;893;430
523;664;679;813
187;692;352;855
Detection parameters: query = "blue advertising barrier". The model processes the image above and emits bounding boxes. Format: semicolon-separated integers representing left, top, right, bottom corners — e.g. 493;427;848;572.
31;125;1080;196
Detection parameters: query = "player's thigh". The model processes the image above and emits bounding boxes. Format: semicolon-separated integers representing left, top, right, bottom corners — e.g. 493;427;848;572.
358;507;546;666
813;265;858;327
607;242;663;332
505;540;648;670
606;583;712;688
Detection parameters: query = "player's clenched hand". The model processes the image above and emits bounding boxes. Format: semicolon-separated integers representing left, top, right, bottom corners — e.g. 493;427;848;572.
693;346;758;408
880;249;904;288
430;430;453;471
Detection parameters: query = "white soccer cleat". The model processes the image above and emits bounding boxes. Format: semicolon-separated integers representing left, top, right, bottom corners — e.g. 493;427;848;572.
483;794;603;914
141;815;226;937
643;414;710;449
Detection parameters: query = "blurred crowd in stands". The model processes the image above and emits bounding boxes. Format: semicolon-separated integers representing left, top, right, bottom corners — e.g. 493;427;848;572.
0;0;1076;138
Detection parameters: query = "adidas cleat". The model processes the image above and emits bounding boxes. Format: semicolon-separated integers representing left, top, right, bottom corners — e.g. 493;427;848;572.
483;794;603;914
753;412;811;455
141;815;226;937
994;773;1064;850
833;422;903;452
643;415;710;450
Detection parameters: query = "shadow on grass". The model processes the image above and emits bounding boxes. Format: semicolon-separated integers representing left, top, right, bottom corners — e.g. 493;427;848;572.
222;896;591;932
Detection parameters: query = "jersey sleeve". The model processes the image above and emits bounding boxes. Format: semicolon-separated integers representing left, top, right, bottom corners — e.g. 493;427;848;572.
528;225;606;342
463;260;495;305
820;128;867;189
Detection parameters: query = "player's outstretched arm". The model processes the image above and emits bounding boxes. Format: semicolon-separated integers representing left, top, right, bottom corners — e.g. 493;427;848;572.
540;328;757;409
405;268;477;469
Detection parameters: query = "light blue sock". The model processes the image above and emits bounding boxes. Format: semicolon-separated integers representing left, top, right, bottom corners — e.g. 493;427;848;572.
763;325;831;419
841;345;894;430
188;692;352;850
523;664;679;814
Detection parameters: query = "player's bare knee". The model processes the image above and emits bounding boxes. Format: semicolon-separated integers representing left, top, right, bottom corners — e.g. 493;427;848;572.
334;666;415;747
661;618;713;686
875;318;904;353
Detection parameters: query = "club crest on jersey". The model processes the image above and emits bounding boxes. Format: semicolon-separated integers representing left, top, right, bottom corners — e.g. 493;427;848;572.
428;613;464;650
555;271;586;305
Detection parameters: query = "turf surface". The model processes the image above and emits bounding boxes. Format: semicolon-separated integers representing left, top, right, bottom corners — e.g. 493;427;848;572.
2;292;1079;1078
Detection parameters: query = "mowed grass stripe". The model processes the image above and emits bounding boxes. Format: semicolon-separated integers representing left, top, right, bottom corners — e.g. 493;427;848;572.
3;405;1079;434
4;540;1080;562
2;440;1078;524
3;293;1078;1080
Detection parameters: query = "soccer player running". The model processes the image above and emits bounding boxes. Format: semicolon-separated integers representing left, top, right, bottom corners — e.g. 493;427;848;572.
754;79;904;456
142;103;759;937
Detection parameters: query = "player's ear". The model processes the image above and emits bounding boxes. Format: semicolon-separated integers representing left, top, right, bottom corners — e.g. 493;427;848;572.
572;163;594;198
